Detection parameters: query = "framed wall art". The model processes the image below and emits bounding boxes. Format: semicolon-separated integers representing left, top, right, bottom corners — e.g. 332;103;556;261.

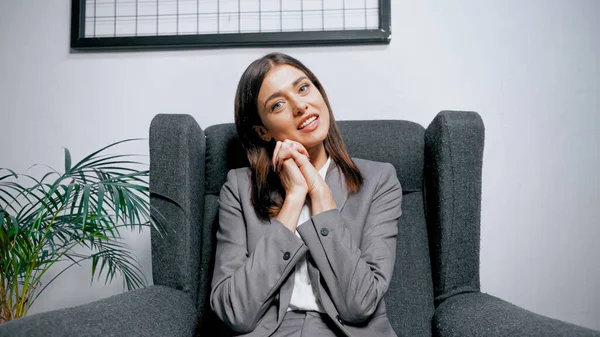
71;0;391;50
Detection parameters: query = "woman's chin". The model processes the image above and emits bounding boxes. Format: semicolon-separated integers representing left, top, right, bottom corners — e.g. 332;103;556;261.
299;128;328;144
301;137;327;151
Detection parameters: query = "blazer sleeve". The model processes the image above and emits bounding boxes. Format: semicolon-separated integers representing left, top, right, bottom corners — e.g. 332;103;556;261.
210;169;308;333
296;162;402;324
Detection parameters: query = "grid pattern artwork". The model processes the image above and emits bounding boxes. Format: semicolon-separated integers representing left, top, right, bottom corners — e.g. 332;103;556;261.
83;0;381;37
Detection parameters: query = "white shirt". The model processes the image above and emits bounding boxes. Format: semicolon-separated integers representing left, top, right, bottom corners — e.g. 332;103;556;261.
287;157;331;312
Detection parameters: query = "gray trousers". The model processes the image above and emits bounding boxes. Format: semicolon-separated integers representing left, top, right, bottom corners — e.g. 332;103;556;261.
270;311;344;337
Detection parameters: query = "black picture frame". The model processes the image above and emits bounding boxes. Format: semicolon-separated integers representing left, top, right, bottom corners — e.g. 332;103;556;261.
71;0;391;51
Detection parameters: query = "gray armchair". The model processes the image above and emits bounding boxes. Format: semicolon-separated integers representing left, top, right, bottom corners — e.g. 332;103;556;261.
1;111;598;337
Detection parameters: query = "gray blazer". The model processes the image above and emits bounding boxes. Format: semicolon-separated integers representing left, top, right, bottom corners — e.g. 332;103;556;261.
210;158;403;337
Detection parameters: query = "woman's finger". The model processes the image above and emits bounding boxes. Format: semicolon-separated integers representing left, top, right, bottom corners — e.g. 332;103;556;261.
278;142;291;172
285;139;309;158
273;141;282;172
279;157;309;195
288;141;299;157
296;143;309;158
289;148;312;167
289;150;319;192
276;140;311;174
291;142;308;158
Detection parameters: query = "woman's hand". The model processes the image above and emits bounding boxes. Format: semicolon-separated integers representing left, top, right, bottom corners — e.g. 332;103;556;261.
272;140;311;232
273;140;309;172
280;140;325;197
284;140;337;214
273;139;336;221
273;140;310;198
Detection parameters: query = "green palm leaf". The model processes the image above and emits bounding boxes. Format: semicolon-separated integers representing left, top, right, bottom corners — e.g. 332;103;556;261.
0;138;169;322
64;148;71;172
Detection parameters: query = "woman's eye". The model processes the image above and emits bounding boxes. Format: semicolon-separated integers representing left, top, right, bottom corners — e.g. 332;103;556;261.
272;101;284;111
299;84;309;93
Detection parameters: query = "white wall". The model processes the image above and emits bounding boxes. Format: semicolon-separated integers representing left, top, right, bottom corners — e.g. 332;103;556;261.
1;0;598;331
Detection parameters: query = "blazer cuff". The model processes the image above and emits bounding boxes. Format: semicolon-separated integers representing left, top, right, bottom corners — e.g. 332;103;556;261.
311;208;344;234
269;218;306;259
297;208;345;247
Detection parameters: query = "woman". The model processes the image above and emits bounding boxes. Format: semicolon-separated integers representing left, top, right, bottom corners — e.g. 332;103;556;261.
210;52;403;337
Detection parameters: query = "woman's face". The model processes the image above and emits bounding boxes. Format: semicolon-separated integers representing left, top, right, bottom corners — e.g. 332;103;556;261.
254;64;330;150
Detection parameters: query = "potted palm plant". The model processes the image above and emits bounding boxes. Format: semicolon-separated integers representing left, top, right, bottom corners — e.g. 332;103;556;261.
0;139;162;323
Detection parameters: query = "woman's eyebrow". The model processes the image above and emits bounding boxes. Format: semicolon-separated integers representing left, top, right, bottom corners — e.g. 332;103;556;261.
292;76;308;87
263;76;309;109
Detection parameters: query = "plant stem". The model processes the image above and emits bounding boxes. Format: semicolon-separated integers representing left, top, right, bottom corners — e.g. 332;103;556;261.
15;202;64;317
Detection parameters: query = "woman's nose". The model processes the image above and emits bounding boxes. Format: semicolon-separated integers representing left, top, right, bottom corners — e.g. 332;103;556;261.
293;100;309;116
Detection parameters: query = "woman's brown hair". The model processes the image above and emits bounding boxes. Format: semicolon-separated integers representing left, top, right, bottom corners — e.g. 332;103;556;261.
234;52;363;221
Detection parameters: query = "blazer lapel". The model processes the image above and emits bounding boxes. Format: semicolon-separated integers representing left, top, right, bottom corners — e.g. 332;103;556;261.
325;160;348;211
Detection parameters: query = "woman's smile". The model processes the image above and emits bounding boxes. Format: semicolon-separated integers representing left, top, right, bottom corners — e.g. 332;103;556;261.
298;114;319;132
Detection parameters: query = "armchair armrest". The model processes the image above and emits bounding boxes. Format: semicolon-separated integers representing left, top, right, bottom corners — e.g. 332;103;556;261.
149;113;205;303
433;292;600;337
425;110;485;304
0;285;197;337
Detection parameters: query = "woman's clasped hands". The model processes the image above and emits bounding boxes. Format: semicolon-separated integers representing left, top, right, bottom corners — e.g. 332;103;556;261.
272;139;325;199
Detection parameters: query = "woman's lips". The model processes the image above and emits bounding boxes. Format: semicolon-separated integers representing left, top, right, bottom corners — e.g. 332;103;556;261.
298;116;319;132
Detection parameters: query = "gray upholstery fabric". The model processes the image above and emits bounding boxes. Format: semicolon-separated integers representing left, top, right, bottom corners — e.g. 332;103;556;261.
424;111;484;306
149;114;205;304
386;191;434;336
433;292;600;337
0;285;196;337
204;124;248;195
196;194;231;336
337;120;425;193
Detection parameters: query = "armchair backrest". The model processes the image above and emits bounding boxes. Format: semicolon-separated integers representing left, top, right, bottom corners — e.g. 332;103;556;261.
149;112;485;337
196;120;435;336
